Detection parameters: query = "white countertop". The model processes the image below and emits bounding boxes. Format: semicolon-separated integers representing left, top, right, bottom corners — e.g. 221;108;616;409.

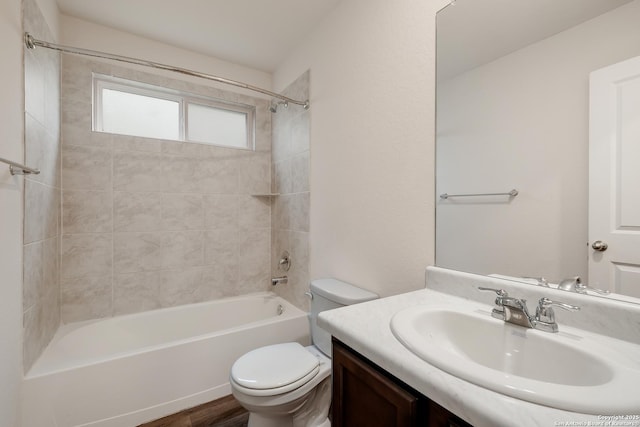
318;286;640;427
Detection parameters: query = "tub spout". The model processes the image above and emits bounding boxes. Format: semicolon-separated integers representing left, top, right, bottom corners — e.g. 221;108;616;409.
272;276;288;286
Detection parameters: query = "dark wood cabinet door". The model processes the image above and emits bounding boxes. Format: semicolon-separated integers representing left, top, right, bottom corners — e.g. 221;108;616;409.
427;400;472;427
332;339;425;427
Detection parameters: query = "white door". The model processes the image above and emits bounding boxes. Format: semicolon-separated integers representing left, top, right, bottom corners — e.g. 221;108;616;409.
589;55;640;298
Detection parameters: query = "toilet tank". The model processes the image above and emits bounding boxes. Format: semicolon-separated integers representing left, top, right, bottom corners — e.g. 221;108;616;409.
309;278;378;356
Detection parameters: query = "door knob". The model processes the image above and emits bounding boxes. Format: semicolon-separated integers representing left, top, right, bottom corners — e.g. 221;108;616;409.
591;240;608;252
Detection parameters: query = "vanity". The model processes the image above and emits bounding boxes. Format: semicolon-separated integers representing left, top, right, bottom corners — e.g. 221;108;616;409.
332;338;470;426
318;267;640;427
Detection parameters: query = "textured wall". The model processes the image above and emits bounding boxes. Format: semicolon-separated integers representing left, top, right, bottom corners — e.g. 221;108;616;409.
273;0;447;297
60;55;272;322
22;0;61;372
271;71;311;310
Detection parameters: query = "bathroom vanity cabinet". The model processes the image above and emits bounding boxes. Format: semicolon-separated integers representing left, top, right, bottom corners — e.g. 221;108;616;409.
332;339;472;427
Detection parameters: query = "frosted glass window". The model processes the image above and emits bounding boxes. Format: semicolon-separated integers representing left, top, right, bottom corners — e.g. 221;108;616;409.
187;103;248;148
93;74;254;150
101;89;180;140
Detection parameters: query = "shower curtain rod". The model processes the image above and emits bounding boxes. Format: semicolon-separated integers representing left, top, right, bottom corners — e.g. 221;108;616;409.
24;33;310;109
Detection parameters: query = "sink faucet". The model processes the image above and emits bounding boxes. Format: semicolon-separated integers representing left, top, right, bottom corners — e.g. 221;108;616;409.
479;287;580;333
557;276;610;295
479;287;533;328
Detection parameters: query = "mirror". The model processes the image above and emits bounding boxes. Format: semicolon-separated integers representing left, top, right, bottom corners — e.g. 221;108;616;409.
435;0;640;302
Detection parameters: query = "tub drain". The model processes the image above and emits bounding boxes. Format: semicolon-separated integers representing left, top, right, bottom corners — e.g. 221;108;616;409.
277;304;284;315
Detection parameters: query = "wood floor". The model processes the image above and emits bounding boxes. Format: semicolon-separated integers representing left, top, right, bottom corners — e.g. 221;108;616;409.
139;395;249;427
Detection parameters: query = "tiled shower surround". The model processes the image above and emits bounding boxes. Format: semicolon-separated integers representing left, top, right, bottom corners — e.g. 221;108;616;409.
60;55;274;322
271;72;311;311
23;0;61;372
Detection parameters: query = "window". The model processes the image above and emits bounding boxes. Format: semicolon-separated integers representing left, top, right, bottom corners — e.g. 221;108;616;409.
93;74;255;149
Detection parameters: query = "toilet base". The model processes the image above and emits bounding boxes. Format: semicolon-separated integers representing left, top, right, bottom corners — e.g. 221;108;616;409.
244;377;331;427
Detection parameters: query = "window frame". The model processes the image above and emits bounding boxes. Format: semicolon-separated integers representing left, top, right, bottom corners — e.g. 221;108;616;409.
92;73;256;150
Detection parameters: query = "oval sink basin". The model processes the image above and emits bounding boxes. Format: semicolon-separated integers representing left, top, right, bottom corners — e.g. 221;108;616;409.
390;307;639;414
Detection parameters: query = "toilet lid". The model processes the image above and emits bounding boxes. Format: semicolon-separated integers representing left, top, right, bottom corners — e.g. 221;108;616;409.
231;342;319;390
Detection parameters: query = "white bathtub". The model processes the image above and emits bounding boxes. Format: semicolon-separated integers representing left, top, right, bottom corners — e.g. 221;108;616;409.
22;292;309;427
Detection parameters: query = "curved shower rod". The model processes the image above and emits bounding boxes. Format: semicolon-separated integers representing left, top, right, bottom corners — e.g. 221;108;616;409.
24;33;310;110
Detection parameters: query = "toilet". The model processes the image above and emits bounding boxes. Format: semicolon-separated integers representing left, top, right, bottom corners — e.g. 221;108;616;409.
230;278;378;427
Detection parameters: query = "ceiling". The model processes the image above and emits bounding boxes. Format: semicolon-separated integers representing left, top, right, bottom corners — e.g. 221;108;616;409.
56;0;342;72
437;0;634;80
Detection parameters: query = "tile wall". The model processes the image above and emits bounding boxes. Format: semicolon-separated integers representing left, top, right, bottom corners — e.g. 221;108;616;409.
23;0;62;371
271;71;311;310
60;55;272;322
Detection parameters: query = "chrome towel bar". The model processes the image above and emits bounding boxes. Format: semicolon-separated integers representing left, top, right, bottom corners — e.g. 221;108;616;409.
0;156;40;176
439;189;518;200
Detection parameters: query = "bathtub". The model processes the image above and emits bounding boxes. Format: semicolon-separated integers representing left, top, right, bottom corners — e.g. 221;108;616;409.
22;292;309;427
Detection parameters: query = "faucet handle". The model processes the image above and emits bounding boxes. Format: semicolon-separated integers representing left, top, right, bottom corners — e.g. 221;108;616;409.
478;287;509;320
478;287;508;297
574;281;610;295
538;297;580;312
522;276;549;287
534;298;580;332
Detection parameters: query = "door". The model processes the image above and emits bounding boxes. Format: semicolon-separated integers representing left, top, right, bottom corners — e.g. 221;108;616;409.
589;55;640;297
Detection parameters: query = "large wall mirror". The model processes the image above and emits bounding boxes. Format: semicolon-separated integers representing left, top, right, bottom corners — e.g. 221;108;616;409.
435;0;640;302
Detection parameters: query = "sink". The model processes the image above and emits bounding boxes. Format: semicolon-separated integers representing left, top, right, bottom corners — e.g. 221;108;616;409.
390;306;639;414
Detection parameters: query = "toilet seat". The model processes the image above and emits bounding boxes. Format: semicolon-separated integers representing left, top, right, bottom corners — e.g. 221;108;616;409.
230;342;320;397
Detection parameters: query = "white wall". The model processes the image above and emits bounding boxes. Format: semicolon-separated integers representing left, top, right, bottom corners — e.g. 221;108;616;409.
274;0;448;297
436;1;640;283
60;14;271;95
0;1;26;424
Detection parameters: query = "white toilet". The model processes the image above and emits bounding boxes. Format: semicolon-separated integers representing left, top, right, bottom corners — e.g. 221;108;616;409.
230;278;378;427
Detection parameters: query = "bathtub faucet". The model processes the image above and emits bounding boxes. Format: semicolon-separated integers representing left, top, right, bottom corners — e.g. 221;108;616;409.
271;276;288;286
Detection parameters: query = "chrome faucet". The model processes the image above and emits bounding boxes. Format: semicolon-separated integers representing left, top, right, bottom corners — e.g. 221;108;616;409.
479;287;580;333
523;276;549;287
479;287;533;328
557;276;610;295
271;276;288;286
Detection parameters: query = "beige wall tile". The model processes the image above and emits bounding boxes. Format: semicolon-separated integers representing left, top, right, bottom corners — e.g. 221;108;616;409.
204;195;238;230
202;264;238;299
162;193;204;230
114;232;163;274
290;192;310;232
272;195;291;231
204;228;237;266
23;306;45;372
114;192;162;232
42;237;60;304
113;272;162;315
24;180;59;244
238;196;270;230
23;0;62;372
162;231;205;269
238;154;270;194
61;233;112;280
197;158;239;194
113;151;164;192
58;55;278;322
271;230;290;275
62;125;113;148
25;113;60;188
113;135;162;153
273;159;292;195
23;242;43;311
61;275;112;322
237;228;270;290
291;151;310;193
62;145;112;191
63;190;112;234
160;268;209;307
